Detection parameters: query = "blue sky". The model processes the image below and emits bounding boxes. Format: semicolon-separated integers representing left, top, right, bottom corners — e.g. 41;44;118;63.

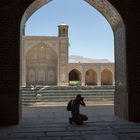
25;0;114;62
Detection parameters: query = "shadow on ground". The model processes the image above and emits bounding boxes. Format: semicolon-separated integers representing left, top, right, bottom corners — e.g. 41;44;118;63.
0;105;140;140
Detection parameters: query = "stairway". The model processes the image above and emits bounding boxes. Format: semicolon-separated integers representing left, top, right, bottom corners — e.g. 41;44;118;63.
21;86;115;106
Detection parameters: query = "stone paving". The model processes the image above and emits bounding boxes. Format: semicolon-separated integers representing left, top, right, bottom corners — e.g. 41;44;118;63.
0;105;140;140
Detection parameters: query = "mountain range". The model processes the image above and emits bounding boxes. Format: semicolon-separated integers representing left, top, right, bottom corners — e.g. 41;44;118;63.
69;55;112;63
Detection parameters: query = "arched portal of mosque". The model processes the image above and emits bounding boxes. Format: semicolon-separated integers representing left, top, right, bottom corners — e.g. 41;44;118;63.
20;0;127;121
1;0;140;126
26;46;57;86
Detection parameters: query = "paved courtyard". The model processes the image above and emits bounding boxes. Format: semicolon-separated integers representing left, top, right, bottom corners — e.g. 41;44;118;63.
0;105;140;140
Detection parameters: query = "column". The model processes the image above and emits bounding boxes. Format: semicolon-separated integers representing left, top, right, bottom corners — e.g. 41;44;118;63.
97;71;101;86
20;36;27;87
81;71;85;86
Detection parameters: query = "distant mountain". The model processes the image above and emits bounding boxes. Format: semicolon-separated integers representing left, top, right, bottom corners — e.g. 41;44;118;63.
69;55;112;63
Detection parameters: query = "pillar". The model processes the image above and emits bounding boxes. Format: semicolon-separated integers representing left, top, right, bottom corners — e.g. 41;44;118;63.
97;70;101;86
57;24;69;86
21;37;27;87
81;71;85;86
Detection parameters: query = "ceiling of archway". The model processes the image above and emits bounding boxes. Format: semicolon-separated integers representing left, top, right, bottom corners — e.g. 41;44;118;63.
22;0;124;31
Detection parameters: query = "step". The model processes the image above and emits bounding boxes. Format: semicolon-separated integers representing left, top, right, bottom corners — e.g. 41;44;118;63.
21;87;115;106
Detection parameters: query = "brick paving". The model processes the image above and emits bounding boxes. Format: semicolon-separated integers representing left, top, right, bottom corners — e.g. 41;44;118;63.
0;105;140;140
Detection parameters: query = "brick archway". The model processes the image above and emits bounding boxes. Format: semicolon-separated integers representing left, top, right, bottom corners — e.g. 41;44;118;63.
69;69;82;86
20;0;127;121
101;69;113;85
3;0;140;125
85;69;97;85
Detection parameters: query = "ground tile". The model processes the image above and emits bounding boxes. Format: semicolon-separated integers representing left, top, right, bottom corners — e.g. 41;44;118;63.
116;128;140;133
8;132;45;138
47;131;80;137
118;134;137;140
61;136;83;140
80;130;114;135
84;134;119;140
130;133;140;139
39;137;61;140
5;138;38;140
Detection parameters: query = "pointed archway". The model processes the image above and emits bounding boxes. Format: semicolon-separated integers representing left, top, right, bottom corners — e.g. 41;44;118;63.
26;46;57;86
101;69;113;85
85;69;97;85
20;0;127;121
69;69;82;85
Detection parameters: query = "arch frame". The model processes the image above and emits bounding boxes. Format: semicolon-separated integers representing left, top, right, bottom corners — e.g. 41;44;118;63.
85;69;97;86
69;69;82;81
22;40;58;86
20;0;128;120
101;69;113;85
25;44;58;86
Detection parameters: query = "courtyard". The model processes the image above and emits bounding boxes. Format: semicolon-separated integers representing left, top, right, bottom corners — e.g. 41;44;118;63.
1;105;140;140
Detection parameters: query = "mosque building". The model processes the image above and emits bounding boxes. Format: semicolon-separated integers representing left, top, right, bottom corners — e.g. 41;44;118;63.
22;24;115;87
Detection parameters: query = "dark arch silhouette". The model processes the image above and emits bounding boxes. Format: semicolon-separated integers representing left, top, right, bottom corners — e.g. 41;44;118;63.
69;69;81;86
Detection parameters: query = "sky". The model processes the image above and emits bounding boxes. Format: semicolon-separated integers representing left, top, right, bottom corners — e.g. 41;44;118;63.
25;0;114;62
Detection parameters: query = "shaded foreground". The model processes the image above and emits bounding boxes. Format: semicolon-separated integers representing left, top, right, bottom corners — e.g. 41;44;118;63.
0;105;140;140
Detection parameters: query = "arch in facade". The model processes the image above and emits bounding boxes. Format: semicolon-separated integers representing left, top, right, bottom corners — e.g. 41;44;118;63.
26;45;57;85
69;69;82;84
85;69;97;85
101;69;113;85
28;69;36;83
20;0;128;120
38;69;45;82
